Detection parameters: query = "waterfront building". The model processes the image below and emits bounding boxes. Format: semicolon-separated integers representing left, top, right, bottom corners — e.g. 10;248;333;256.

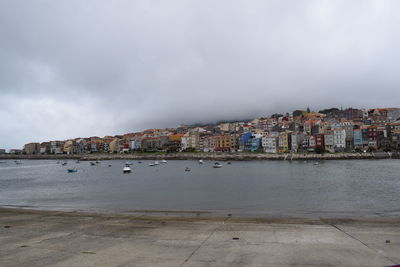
290;132;304;152
23;142;40;155
180;133;199;151
19;106;400;155
214;135;231;152
324;130;334;152
50;141;64;154
0;149;6;154
250;137;261;152
262;135;278;153
202;135;215;152
63;140;74;154
333;128;346;152
229;134;240;152
239;132;253;151
315;134;325;148
278;131;292;153
353;129;363;149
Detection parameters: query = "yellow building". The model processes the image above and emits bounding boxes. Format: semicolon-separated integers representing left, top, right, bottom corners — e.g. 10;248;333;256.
214;135;231;151
109;138;119;152
63;140;74;154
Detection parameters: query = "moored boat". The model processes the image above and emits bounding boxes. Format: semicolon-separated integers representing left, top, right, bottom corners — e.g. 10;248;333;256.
199;159;204;164
213;162;222;168
185;167;191;172
123;165;132;173
67;168;77;173
161;160;167;163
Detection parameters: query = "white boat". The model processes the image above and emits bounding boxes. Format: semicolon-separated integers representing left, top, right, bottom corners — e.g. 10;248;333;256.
125;161;133;165
213;162;222;168
123;165;131;173
161;160;167;163
148;163;155;167
314;162;319;165
199;159;204;164
154;161;160;165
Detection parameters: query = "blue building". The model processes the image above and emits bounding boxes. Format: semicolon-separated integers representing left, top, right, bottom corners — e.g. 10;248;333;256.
250;137;261;152
354;130;362;148
240;132;253;151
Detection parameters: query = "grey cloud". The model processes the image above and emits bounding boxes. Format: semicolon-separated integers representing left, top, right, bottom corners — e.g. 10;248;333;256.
1;0;400;149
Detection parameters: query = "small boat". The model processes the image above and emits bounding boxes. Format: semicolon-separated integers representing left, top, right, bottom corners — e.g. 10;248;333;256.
90;162;96;166
123;165;131;173
213;162;222;168
95;161;100;164
108;164;112;167
154;161;160;165
148;163;155;167
161;160;167;163
138;161;142;164
199;159;204;164
314;162;319;165
61;161;68;166
67;168;77;173
227;162;232;165
14;160;23;165
185;167;191;172
125;161;133;166
76;160;80;163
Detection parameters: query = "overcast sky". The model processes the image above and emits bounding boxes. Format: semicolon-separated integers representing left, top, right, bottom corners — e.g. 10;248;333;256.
1;0;400;149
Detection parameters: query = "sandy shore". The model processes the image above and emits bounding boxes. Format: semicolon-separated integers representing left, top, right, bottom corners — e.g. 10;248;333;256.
1;207;399;266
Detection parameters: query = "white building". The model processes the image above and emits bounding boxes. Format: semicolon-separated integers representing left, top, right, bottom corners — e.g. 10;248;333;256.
333;128;346;152
181;133;198;151
324;132;334;153
291;132;304;152
262;135;279;153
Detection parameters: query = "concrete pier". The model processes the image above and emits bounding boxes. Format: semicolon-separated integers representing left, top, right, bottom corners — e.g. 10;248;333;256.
0;208;399;266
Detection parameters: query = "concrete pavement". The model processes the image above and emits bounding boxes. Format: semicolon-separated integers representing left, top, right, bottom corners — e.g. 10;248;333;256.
0;208;399;266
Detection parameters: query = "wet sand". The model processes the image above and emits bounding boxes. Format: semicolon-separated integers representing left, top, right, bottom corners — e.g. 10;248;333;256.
1;208;399;266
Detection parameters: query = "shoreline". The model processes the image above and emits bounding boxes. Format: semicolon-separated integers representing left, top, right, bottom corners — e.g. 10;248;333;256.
1;207;400;225
1;151;398;161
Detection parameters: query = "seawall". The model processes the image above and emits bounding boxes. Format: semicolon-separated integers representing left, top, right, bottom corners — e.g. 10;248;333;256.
1;152;398;161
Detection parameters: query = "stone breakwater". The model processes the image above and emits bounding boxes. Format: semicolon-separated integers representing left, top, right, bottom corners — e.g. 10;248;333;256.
1;152;398;161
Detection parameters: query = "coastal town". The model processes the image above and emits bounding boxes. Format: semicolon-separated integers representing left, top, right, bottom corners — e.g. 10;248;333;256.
8;107;400;156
